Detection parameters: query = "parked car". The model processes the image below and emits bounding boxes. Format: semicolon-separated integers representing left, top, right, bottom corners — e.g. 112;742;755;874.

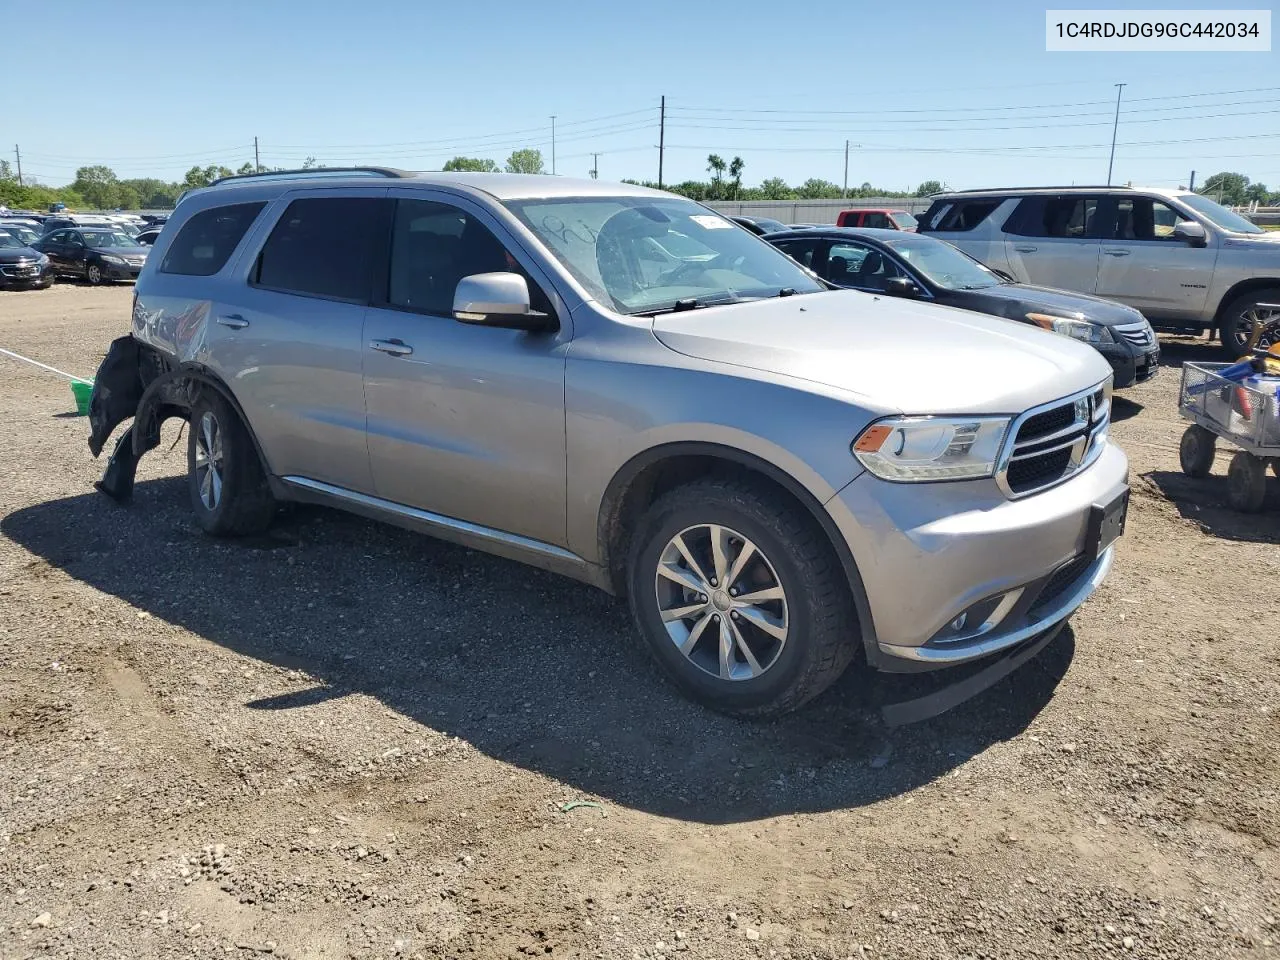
917;185;1280;355
0;231;54;289
87;169;1127;718
40;214;118;235
731;215;790;236
836;208;918;231
767;227;1159;388
135;228;162;246
31;227;149;284
0;222;43;247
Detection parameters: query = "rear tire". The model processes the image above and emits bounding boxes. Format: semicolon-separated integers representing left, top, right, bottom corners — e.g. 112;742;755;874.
186;392;276;536
1178;425;1216;478
1218;288;1280;358
1227;451;1268;513
625;476;857;717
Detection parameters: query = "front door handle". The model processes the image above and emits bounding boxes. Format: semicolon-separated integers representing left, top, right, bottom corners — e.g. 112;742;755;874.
1013;245;1038;253
217;314;249;329
369;338;413;357
1103;248;1131;257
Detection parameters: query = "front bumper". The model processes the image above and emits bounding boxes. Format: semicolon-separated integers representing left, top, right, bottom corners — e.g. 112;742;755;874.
827;441;1129;669
0;262;54;287
99;260;144;280
1098;340;1160;388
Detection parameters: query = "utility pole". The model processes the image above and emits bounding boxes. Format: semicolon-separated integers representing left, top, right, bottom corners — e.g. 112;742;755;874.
1189;169;1197;192
254;137;261;173
1106;82;1126;186
842;140;850;199
658;96;665;189
13;145;22;187
550;116;557;175
590;153;599;179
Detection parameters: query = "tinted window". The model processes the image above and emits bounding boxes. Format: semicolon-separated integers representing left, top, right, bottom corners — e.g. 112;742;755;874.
386;199;551;316
1112;197;1190;241
254;197;384;301
771;237;820;268
161;202;264;276
827;241;903;290
862;212;891;228
1007;196;1100;239
926;199;1001;232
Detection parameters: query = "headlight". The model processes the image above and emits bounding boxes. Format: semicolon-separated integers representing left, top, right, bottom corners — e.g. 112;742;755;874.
37;254;48;265
1027;313;1115;344
853;416;1012;482
100;255;125;265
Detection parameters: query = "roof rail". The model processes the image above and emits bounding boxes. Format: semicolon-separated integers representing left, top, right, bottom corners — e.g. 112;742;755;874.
208;166;414;187
942;184;1133;194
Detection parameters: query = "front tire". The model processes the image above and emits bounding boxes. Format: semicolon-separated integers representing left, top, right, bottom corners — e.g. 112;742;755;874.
85;262;105;286
1227;451;1269;513
186;393;276;536
626;477;857;717
1179;425;1216;478
1219;288;1280;358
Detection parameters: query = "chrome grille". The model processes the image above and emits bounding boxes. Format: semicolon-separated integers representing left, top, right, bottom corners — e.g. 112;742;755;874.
1113;319;1154;348
997;382;1111;498
0;260;39;277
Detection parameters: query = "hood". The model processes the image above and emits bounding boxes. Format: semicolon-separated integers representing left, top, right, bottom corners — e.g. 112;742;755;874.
89;245;149;257
959;282;1145;326
651;289;1113;416
0;245;42;264
1222;232;1280;249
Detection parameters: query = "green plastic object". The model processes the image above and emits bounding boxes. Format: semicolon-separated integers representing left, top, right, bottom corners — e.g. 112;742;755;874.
71;379;93;416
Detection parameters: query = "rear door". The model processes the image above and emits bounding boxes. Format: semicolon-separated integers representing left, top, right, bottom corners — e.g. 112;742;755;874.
360;189;570;546
1002;194;1104;292
1093;194;1216;319
67;231;89;276
39;230;71;271
207;190;389;493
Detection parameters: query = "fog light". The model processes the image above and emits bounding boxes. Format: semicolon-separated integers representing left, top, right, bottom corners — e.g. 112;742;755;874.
948;613;968;632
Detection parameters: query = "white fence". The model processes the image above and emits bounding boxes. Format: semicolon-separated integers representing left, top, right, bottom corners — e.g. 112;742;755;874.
703;197;934;225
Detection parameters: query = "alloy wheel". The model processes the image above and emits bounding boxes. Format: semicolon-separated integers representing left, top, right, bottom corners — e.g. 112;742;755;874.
653;523;789;681
194;411;224;510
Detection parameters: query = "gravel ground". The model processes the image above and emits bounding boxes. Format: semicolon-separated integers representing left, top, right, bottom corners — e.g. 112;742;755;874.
1;283;1278;960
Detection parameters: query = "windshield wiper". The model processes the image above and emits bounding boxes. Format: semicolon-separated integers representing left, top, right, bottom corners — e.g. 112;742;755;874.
635;295;751;317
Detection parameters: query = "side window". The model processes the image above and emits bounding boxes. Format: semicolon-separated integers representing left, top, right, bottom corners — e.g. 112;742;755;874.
254;197;385;302
928;199;1000;232
772;238;820;269
160;202;265;276
46;230;67;244
863;212;890;228
1113;197;1190;241
69;232;85;246
1007;196;1100;239
827;242;902;290
386;198;551;316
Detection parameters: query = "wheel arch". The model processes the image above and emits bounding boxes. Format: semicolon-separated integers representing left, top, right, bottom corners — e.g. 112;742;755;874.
596;441;878;658
1212;277;1280;330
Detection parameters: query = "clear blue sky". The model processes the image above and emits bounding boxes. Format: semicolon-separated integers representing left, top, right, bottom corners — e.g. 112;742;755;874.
5;0;1277;191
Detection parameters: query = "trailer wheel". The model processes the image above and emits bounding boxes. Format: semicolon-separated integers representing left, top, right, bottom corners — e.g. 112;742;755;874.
1178;425;1216;478
1227;451;1269;513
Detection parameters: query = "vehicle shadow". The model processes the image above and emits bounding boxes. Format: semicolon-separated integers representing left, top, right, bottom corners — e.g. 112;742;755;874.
2;479;1075;824
1111;396;1142;423
1143;469;1280;543
1156;334;1226;370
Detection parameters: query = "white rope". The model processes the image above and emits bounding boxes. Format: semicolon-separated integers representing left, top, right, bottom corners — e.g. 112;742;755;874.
0;347;90;383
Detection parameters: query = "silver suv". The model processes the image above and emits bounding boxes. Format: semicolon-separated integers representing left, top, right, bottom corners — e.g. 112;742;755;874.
918;185;1280;354
87;168;1129;717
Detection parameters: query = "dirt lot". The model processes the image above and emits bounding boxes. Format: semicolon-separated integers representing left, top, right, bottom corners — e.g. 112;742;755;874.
1;283;1278;960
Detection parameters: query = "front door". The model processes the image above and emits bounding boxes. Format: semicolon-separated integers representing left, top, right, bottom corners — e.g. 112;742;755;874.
1093;194;1217;320
1002;194;1104;293
361;192;570;547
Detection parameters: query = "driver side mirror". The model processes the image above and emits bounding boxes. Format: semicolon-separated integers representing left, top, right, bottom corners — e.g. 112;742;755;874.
1173;221;1208;247
453;273;557;332
884;276;921;298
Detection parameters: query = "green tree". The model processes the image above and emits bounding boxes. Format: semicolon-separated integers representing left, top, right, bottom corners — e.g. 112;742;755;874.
727;156;745;200
758;177;794;200
182;165;236;190
796;178;843;200
1200;171;1249;205
444;156;499;172
915;180;944;197
705;154;726;199
0;159;12;182
71;165;120;209
505;149;545;174
236;162;256;176
1244;182;1270;204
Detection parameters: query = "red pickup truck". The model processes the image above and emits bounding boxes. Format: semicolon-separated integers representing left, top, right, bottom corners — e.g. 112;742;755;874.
835;208;918;231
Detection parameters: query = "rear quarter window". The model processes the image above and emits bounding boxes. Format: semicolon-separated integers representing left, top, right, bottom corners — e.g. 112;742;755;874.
160;202;267;277
923;199;1002;232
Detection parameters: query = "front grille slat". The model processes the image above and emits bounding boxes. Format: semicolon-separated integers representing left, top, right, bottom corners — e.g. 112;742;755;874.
1113;320;1154;348
999;384;1111;498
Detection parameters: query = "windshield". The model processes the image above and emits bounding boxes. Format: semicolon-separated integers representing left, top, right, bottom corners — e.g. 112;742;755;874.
8;227;39;245
504;196;825;314
886;235;1001;290
890;212;919;230
1178;193;1264;234
0;232;24;248
84;232;138;248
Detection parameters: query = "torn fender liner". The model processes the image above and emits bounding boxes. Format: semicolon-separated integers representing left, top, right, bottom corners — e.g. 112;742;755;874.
88;336;146;458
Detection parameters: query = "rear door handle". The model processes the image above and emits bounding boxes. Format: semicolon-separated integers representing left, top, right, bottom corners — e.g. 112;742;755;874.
217;314;249;329
369;338;413;356
1013;245;1038;253
1103;248;1131;257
